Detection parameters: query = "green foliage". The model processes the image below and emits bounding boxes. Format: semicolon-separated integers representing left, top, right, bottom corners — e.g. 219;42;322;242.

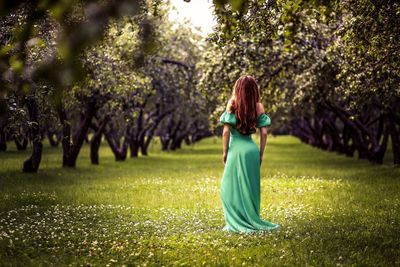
0;136;399;265
0;1;209;170
0;0;156;108
200;0;400;164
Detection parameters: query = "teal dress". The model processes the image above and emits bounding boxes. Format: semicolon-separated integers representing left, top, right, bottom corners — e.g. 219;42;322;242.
219;111;280;233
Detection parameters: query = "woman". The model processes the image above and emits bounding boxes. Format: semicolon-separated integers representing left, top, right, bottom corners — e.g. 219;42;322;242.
219;75;280;233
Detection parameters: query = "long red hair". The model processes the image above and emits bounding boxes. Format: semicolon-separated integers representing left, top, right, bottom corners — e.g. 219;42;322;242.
229;75;260;135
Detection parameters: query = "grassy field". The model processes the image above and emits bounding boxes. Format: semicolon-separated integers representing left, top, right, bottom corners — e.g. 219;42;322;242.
0;135;399;266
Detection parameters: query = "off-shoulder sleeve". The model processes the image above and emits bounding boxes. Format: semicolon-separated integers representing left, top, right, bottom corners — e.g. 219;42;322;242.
257;113;271;128
219;111;237;126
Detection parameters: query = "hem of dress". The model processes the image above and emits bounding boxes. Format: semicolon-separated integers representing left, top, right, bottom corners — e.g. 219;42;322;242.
222;224;281;234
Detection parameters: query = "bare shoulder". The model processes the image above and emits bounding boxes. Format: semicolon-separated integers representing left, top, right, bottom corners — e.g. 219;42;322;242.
256;102;265;116
226;98;235;112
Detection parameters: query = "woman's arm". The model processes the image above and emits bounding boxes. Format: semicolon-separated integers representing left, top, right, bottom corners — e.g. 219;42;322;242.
222;124;230;164
256;102;268;166
259;126;268;166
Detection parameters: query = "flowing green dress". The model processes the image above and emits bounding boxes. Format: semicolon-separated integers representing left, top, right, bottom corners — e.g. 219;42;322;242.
219;111;280;233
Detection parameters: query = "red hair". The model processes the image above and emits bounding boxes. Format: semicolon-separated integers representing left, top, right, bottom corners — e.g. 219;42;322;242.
229;75;260;135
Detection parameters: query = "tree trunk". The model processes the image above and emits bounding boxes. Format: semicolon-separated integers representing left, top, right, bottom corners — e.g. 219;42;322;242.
90;133;101;165
130;140;139;158
324;101;370;159
160;136;170;151
184;136;191;145
138;107;174;155
90;118;108;165
142;133;155;155
14;137;28;151
342;124;355;157
140;137;148;156
171;137;183;150
0;100;8;151
59;99;97;168
0;131;7;151
105;131;129;161
322;118;342;153
291;118;313;145
387;115;400;166
167;120;182;151
22;96;43;173
22;140;43;173
376;123;389;164
366;116;389;164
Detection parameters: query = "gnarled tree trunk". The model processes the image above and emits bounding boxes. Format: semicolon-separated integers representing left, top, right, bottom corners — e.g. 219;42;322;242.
22;96;43;173
104;126;129;161
59;98;97;168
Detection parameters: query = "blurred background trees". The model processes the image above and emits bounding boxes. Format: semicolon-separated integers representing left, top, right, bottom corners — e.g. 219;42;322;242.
1;0;399;172
203;0;400;166
0;0;210;172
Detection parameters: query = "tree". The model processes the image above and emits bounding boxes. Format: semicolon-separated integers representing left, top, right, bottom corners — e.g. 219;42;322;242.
202;0;400;165
0;0;157;171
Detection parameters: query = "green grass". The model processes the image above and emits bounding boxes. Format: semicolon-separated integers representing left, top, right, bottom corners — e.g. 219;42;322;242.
0;135;399;266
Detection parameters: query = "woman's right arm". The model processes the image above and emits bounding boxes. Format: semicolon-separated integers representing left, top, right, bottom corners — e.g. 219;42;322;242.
222;124;230;164
222;98;234;164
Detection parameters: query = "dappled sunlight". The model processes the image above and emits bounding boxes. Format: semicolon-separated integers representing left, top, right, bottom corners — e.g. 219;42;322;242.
1;136;400;265
267;172;348;194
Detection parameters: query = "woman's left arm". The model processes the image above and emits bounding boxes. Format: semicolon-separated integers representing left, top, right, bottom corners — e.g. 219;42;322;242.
222;124;230;164
259;126;268;166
